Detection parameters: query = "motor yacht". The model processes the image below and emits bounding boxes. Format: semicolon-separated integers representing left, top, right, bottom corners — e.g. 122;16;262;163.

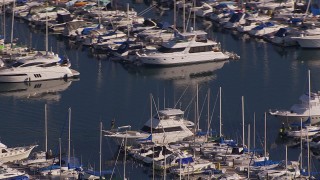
269;92;320;123
136;30;230;66
104;108;194;146
0;51;79;83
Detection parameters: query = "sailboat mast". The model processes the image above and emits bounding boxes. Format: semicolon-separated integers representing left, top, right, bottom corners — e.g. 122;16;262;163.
247;124;250;179
264;112;267;158
307;126;310;177
219;87;222;137
196;84;199;131
173;0;176;29
99;121;102;178
308;70;311;118
2;0;5;45
300;118;303;169
183;0;185;33
150;94;154;180
45;104;48;152
253;113;255;150
68;107;71;164
45;2;48;55
10;0;15;50
207;88;210;138
242;96;245;146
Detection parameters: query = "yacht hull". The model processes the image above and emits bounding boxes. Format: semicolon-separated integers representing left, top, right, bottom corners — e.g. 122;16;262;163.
293;35;320;48
0;68;78;83
137;51;229;66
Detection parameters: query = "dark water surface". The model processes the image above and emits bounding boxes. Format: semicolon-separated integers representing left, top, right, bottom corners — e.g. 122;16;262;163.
0;1;319;178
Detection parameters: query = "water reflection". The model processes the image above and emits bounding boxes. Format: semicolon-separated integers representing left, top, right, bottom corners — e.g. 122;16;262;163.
123;60;228;85
0;79;76;101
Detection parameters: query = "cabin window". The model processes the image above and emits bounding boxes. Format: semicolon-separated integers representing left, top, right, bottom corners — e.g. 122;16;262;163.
158;46;185;53
34;74;42;78
2;149;7;153
140;126;183;133
189;46;212;53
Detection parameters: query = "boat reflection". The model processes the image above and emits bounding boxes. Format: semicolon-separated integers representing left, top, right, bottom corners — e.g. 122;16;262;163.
123;60;228;84
0;79;77;101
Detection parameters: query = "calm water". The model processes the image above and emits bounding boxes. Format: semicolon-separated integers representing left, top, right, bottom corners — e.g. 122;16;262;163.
0;1;319;178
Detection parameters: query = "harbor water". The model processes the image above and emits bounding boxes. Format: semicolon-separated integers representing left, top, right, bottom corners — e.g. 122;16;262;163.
0;0;319;178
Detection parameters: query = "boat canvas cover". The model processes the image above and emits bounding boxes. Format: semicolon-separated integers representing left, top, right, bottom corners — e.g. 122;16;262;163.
176;157;194;164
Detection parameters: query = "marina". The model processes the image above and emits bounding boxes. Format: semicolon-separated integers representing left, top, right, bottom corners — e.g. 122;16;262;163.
0;0;320;179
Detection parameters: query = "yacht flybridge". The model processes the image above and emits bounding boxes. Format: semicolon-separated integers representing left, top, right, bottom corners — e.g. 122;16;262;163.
104;108;194;146
0;52;79;83
136;30;230;66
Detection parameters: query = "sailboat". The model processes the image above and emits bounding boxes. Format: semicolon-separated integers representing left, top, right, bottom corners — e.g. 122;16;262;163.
39;108;80;178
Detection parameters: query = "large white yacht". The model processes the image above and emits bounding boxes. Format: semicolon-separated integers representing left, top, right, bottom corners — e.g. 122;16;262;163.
269;92;320;123
0;142;37;163
104;108;195;146
0;52;79;83
136;30;230;66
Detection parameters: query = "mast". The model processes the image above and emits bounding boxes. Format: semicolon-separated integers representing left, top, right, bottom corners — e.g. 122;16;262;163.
124;130;127;180
68;107;71;164
193;0;195;31
247;124;250;179
10;0;15;50
264;112;267;158
45;104;48;153
207;88;210;139
308;70;311;118
150;94;154;180
196;84;199;131
300;118;303;170
183;0;185;33
242;96;245;147
99;121;102;179
173;0;176;29
45;1;48;55
219;87;222;137
285;145;288;176
253;113;255;150
2;0;5;46
59;137;62;176
307;126;310;178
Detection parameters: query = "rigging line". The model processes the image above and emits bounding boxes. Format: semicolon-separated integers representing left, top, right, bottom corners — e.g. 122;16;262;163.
174;84;190;109
138;4;157;16
110;138;124;180
209;90;219;134
185;2;193;32
184;85;203;114
197;92;208;130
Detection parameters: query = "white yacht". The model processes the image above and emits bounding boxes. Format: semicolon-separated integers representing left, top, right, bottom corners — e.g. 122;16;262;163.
0;52;79;83
0;165;29;179
136;30;230;66
0;142;37;163
104;108;194;145
292;34;320;48
269;92;320;123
